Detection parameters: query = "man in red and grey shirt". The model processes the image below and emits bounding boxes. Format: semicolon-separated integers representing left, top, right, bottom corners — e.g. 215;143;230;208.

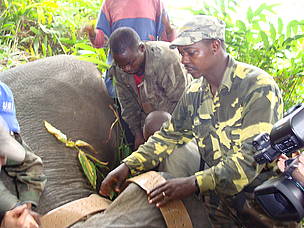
83;0;176;98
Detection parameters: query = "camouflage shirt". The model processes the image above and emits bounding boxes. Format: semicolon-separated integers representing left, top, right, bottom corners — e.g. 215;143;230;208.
123;55;283;196
111;41;191;134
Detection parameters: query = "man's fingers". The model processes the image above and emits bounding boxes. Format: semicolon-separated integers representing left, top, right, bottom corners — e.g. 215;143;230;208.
23;212;39;228
29;211;41;226
99;182;111;196
299;153;304;163
149;192;165;204
17;208;30;226
99;176;120;196
148;187;172;207
148;182;167;198
99;164;130;196
115;180;128;193
148;183;171;206
10;204;27;216
156;196;171;208
99;177;112;196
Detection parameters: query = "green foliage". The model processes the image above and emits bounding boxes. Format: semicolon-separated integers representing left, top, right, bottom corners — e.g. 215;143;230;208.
187;0;304;110
72;43;109;72
78;150;97;189
108;102;133;166
0;0;108;72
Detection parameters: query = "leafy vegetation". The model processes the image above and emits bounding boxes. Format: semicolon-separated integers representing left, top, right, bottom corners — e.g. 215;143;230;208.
0;0;108;71
185;0;304;110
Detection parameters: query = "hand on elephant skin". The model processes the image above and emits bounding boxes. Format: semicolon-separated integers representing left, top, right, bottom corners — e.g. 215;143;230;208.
99;163;130;197
147;176;198;208
1;204;40;228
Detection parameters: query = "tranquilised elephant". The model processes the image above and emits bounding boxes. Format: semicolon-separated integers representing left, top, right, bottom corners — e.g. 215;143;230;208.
0;55;120;214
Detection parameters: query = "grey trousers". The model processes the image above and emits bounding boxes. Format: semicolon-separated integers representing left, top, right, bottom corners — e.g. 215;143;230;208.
72;140;212;228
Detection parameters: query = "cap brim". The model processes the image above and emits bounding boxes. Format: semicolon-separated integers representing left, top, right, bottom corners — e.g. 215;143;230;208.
169;37;196;49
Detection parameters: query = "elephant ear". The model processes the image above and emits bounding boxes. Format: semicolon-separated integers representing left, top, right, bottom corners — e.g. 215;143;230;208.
78;150;97;189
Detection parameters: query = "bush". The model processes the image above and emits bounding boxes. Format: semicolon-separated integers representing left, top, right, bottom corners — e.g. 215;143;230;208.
0;0;108;72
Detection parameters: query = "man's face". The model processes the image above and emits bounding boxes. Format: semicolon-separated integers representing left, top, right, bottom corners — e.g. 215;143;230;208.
177;40;214;78
113;45;145;75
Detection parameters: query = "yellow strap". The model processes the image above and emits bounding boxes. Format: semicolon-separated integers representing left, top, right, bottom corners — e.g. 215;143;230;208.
40;194;111;228
127;171;193;228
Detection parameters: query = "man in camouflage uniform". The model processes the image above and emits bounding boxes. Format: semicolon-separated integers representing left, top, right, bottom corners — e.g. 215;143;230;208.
108;27;191;149
100;16;300;227
0;82;47;227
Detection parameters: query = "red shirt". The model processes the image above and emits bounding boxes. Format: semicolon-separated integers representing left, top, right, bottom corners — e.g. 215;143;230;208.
134;74;144;96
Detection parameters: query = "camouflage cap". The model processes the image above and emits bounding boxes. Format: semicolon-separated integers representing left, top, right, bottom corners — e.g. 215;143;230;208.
170;15;226;48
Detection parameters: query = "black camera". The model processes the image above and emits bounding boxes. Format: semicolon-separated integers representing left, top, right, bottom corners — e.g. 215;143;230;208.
253;104;304;164
253;104;304;222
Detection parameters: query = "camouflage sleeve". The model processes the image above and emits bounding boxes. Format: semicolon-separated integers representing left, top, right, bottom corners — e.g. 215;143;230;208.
5;139;47;208
123;94;194;175
195;76;283;195
113;69;142;135
159;61;191;113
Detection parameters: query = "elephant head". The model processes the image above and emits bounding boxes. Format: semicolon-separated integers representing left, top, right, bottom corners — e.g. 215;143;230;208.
0;55;120;213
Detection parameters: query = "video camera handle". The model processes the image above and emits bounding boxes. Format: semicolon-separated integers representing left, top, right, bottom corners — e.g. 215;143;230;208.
253;141;281;164
253;104;304;164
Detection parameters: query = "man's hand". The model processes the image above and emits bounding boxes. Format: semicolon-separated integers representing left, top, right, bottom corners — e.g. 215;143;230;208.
277;152;302;172
81;24;95;37
1;204;40;228
161;14;176;42
80;23;97;46
134;132;145;150
99;163;130;197
277;154;289;172
147;176;198;207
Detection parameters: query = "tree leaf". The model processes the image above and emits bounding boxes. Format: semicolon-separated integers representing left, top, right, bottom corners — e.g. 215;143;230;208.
253;3;267;17
65;140;75;148
269;23;276;41
78;150;96;189
75;56;110;69
236;20;246;31
259;31;269;48
286;20;298;37
30;26;39;35
34;39;39;54
44;120;67;143
252;21;261;31
81;151;109;166
278;17;283;34
74;43;96;52
75;140;97;154
246;7;254;23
